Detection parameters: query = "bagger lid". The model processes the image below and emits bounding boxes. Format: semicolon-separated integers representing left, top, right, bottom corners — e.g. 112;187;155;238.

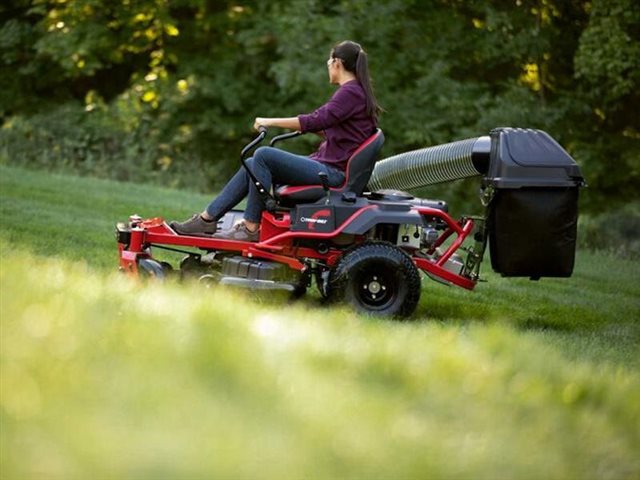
484;128;585;188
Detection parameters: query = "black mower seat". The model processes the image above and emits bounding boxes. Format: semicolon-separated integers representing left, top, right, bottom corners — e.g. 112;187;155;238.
275;129;385;206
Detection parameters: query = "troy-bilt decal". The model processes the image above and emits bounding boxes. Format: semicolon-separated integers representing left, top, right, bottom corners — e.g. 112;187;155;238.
300;209;331;230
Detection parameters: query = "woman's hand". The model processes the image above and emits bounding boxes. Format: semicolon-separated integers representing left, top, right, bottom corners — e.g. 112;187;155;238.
254;117;301;131
254;118;269;131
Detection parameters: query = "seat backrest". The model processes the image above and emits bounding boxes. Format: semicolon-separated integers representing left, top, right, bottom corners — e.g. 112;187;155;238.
342;128;385;195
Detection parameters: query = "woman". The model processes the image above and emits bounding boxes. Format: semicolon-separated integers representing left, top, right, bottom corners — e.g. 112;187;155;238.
171;40;381;241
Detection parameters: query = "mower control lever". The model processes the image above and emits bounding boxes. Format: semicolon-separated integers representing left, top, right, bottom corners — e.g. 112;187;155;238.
318;171;331;204
239;128;278;211
241;128;268;160
270;130;303;147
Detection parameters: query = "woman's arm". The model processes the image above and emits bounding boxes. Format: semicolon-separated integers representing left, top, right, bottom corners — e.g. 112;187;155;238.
254;117;301;131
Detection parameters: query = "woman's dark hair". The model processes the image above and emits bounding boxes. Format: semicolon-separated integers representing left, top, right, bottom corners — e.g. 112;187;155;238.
331;40;382;121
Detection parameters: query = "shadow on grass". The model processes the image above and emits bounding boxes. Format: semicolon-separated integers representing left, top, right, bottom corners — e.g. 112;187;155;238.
415;298;493;323
514;316;577;333
412;280;494;324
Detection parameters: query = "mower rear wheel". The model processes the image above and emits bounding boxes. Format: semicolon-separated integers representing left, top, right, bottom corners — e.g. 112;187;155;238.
328;242;421;318
137;258;167;280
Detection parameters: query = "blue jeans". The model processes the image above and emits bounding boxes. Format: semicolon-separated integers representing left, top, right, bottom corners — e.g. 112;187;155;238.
206;146;345;223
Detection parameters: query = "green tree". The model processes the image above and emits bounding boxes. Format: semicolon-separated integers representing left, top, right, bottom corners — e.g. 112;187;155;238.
1;0;638;210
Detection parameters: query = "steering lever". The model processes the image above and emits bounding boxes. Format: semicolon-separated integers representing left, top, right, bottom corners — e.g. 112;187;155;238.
318;171;331;205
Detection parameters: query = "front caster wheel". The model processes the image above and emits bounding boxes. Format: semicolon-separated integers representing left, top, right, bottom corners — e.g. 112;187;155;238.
328;242;421;318
137;258;168;279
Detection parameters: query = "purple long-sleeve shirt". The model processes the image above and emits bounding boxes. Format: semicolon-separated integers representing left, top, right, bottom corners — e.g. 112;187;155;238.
298;80;377;171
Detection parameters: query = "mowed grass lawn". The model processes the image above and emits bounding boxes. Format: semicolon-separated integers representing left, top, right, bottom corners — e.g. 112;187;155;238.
1;164;639;479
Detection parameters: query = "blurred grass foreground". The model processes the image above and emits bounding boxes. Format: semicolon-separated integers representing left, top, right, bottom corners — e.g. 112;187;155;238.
1;165;639;479
1;247;639;478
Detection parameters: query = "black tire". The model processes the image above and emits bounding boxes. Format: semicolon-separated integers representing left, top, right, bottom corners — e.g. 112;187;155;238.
179;254;207;281
290;279;308;300
328;242;421;318
180;254;223;286
159;261;174;278
137;258;167;280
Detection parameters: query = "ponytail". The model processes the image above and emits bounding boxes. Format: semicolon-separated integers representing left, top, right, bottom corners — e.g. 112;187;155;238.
355;49;382;122
332;41;382;122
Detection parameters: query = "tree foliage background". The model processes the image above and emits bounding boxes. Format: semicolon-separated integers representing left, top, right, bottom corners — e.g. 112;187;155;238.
1;0;639;213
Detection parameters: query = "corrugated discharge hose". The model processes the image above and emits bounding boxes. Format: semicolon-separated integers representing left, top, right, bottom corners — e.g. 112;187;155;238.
367;136;491;192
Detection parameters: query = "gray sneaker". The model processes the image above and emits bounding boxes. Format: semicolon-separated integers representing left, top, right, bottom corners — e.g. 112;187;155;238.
214;221;260;242
170;214;217;236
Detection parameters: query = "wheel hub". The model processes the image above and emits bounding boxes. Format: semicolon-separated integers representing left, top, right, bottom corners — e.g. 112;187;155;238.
367;280;381;294
360;274;393;306
364;275;386;295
